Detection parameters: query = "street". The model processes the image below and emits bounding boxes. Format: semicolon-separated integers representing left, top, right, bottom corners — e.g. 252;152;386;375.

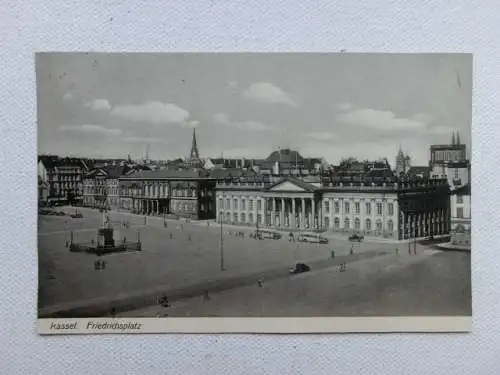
38;207;396;316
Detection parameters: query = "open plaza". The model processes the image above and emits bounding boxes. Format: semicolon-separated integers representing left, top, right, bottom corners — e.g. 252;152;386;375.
38;206;471;318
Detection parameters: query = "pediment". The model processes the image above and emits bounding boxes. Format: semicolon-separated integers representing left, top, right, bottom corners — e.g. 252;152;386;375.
269;180;306;192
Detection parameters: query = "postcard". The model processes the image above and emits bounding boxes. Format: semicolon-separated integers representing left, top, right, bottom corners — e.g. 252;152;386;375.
36;52;472;334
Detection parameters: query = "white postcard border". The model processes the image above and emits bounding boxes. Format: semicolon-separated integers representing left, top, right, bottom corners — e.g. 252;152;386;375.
38;316;471;335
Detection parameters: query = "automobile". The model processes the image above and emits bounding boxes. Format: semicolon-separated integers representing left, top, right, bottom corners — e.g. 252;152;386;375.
70;213;83;218
297;233;329;244
289;263;311;274
254;229;282;240
348;234;364;242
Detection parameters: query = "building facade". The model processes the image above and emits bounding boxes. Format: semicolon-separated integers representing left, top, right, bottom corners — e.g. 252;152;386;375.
215;171;450;241
38;155;85;206
83;165;127;209
449;183;471;247
430;131;470;188
119;170;217;219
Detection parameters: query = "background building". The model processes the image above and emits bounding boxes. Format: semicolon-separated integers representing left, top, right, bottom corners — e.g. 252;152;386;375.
37;155;86;206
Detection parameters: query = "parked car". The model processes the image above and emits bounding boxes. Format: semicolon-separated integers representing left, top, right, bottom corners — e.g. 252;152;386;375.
289;263;311;274
348;233;364;242
70;213;83;218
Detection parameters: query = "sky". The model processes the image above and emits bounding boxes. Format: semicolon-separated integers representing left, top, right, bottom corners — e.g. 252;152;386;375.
36;53;472;166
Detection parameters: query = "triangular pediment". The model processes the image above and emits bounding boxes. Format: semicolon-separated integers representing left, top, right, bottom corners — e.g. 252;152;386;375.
269;180;307;192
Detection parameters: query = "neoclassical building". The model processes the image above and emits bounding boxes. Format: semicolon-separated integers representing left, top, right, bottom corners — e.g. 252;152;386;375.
215;165;450;241
118;169;217;220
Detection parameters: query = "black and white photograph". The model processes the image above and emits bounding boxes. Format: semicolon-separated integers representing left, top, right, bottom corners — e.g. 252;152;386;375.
36;53;472;333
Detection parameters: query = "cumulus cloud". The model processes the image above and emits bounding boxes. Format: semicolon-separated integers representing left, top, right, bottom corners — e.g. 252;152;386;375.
111;101;190;125
336;108;431;131
242;82;297;106
59;124;122;135
212;113;272;131
185;120;200;128
84;98;111;111
305;132;338;141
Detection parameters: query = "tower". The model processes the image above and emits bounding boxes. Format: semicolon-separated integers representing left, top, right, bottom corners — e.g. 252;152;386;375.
452;131;456;145
456;131;461;145
189;128;200;160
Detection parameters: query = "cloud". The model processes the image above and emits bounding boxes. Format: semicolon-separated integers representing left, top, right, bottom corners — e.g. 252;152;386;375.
123;136;167;144
305;132;338;141
242;82;297;106
63;91;74;101
336;108;431;131
111;101;190;125
59;124;122;135
84;99;111;111
185;120;200;128
226;81;238;89
212;113;272;131
426;125;453;135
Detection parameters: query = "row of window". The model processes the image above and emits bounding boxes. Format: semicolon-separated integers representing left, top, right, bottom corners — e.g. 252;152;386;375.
218;198;395;216
326;201;394;216
217;211;396;232
219;198;261;211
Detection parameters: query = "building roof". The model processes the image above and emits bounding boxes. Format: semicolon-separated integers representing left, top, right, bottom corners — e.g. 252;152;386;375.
265;176;318;192
407;166;431;178
452;183;471;195
122;169;211;179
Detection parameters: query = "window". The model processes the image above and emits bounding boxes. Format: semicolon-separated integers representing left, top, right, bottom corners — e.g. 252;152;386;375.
365;218;372;231
257;200;262;210
457;207;464;218
354;218;360;230
249;199;253;210
241;213;246;223
355;202;360;214
241;199;246;210
219;198;223;210
388;203;394;216
387;220;394;232
334;217;340;229
376;219;383;233
365;202;371;215
344;202;350;214
376;202;383;216
234;199;238;210
233;213;238;222
249;213;253;223
344;217;350;229
456;195;463;204
226;198;230;209
324;201;330;213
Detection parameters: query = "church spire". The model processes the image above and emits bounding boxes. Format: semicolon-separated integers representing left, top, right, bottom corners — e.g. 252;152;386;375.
456;130;461;145
189;128;200;160
452;131;456;145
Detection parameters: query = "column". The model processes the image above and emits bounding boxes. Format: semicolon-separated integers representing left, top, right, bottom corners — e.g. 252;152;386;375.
280;198;285;228
291;198;296;228
301;198;305;229
272;197;277;226
311;198;316;229
264;198;268;226
329;198;334;231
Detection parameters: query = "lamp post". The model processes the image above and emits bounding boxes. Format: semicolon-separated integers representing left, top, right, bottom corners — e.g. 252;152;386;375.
219;209;225;271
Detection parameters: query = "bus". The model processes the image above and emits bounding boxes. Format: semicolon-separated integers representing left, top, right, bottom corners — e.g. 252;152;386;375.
297;233;329;244
253;228;282;240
